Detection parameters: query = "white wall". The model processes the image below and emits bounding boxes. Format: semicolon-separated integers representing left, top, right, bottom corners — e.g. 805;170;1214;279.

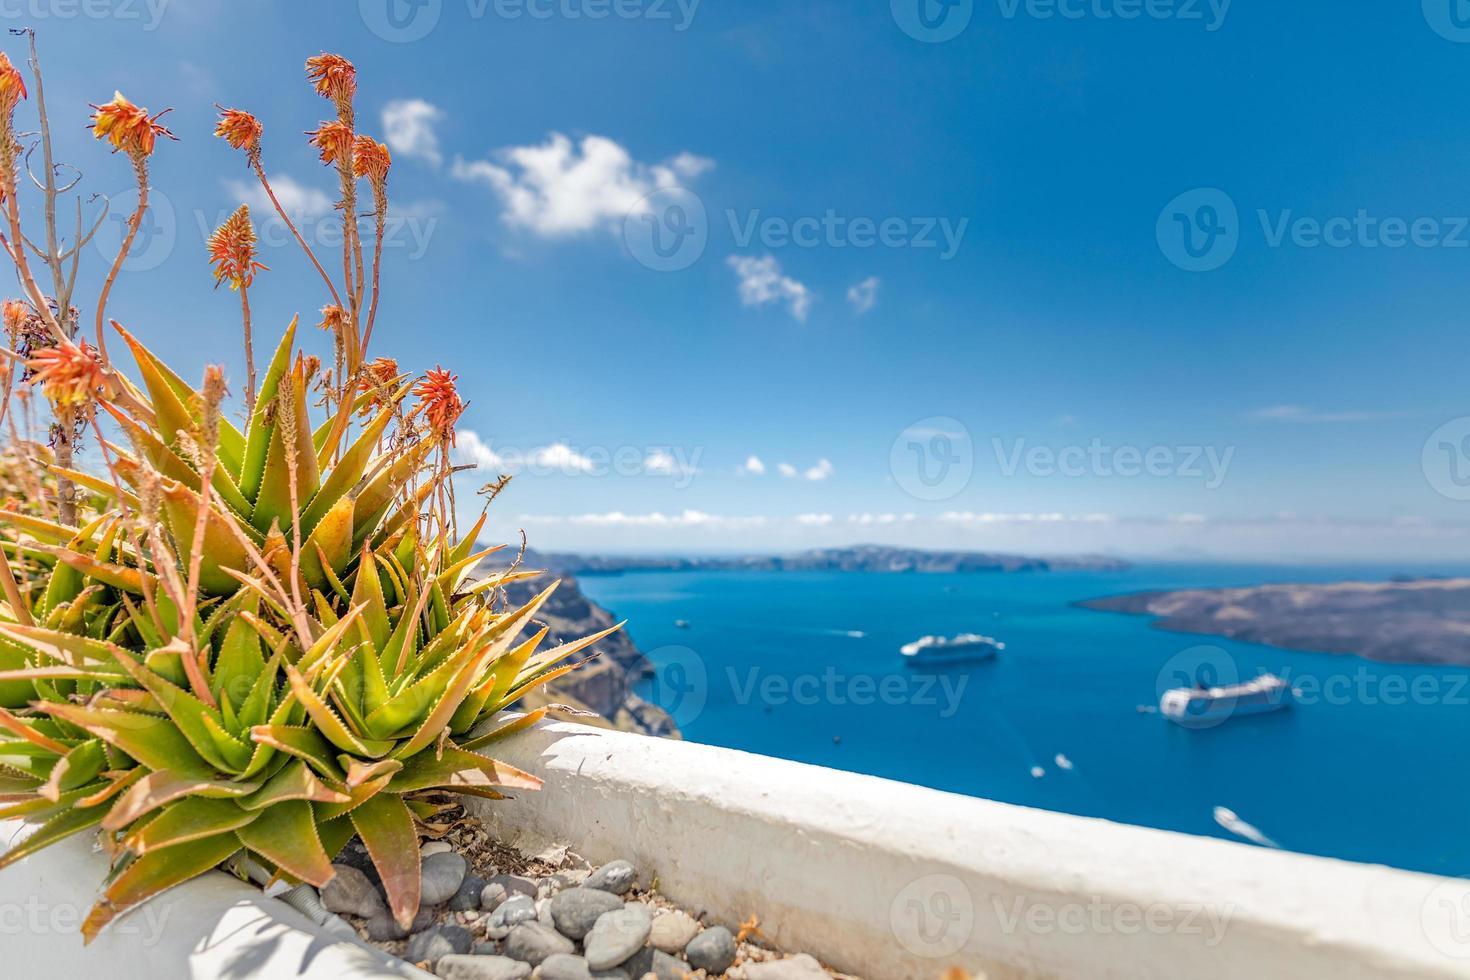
468;720;1470;980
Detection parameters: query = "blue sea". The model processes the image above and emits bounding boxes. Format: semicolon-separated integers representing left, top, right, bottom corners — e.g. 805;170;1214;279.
578;563;1470;878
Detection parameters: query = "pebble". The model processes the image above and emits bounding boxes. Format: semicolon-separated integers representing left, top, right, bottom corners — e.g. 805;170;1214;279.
481;882;510;912
405;925;474;966
422;840;455;857
321;864;386;919
490;895;539;931
533;953;594;980
685;926;737;975
647;910;700;954
365;907;435;941
487;874;539;902
583;906;652;971
549;888;624;941
537;898;555;930
504;922;575;966
422;852;470;907
622;948;689;980
436;955;532;980
451;875;488;912
742;954;830;980
584;860;637;895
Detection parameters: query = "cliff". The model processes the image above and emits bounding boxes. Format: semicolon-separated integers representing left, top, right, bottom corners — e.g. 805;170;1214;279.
526;544;1129;576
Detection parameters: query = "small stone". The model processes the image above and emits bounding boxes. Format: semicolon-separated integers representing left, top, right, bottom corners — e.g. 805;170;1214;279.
491;894;539;931
532;844;570;867
406;925;474;966
538;899;555;930
648;910;700;954
743;954;830;980
473;942;505;956
364;906;435;940
320;864;386;919
422;840;455;857
533;953;594;980
482;882;510;912
583;906;652;971
685;926;737;974
422;852;469;907
504;921;575;966
554;869;590;889
436;954;532;980
549;887;624;941
487;874;540;901
451;875;488;911
622;948;688;980
584;861;637;895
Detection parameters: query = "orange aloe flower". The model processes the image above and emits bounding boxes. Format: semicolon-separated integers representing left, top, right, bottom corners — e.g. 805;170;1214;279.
214;107;263;157
207;204;268;290
305;54;356;105
2;299;29;333
358;356;400;410
90;92;174;157
0;52;27;112
353;136;391;185
317;304;348;337
307;121;353;166
412;367;464;442
28;341;106;407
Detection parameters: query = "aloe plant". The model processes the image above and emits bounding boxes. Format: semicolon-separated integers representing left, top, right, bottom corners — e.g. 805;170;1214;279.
0;45;616;941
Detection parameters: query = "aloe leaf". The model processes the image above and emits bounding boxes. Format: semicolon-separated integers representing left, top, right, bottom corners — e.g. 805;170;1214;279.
456;706;548;752
300;402;397;536
299;496;354;591
123;797;259;856
387;746;540;795
105;769;264;831
238;759;348;811
350;546;391;651
37;702;214;777
83;832;241;942
236;799;334;887
283;664;394;758
0;801;106;873
349;792;419;928
38;738;106;800
250;725;346;783
213;596;266;710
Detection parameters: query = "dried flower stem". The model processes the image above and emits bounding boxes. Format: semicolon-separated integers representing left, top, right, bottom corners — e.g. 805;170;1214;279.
251;160;342;309
92;155;148;365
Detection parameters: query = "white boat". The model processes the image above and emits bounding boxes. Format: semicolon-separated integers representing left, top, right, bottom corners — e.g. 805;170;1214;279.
899;633;1003;667
1159;673;1292;727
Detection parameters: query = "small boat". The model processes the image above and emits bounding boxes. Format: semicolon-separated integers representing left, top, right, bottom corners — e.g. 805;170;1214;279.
899;633;1003;667
673;619;691;629
1159;673;1292;727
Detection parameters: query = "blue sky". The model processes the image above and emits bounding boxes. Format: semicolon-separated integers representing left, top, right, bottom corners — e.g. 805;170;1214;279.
25;0;1470;559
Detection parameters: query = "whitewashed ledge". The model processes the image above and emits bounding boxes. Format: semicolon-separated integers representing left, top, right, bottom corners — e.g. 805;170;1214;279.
0;817;429;979
467;720;1470;980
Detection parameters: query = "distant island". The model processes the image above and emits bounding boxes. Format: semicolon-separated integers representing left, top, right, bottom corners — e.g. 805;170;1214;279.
1080;578;1470;667
525;544;1130;576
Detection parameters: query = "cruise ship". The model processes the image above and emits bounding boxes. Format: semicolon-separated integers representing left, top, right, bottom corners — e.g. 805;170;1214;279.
1159;673;1293;727
899;633;1004;667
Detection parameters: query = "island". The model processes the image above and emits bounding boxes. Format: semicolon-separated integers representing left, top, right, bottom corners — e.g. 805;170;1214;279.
525;544;1130;576
1079;578;1470;667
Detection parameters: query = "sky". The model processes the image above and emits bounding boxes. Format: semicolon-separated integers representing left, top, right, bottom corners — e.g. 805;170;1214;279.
19;0;1470;560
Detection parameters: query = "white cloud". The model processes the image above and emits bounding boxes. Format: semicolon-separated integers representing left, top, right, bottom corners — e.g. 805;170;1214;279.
738;455;767;476
382;99;446;167
528;443;596;473
776;462;797;478
223;175;333;219
727;255;811;322
795;513;833;526
522;510;766;529
847;513;916;525
1246;405;1412;424
846;276;879;314
643;449;699;479
451;133;713;238
453;429;503;471
938;512;1116;525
